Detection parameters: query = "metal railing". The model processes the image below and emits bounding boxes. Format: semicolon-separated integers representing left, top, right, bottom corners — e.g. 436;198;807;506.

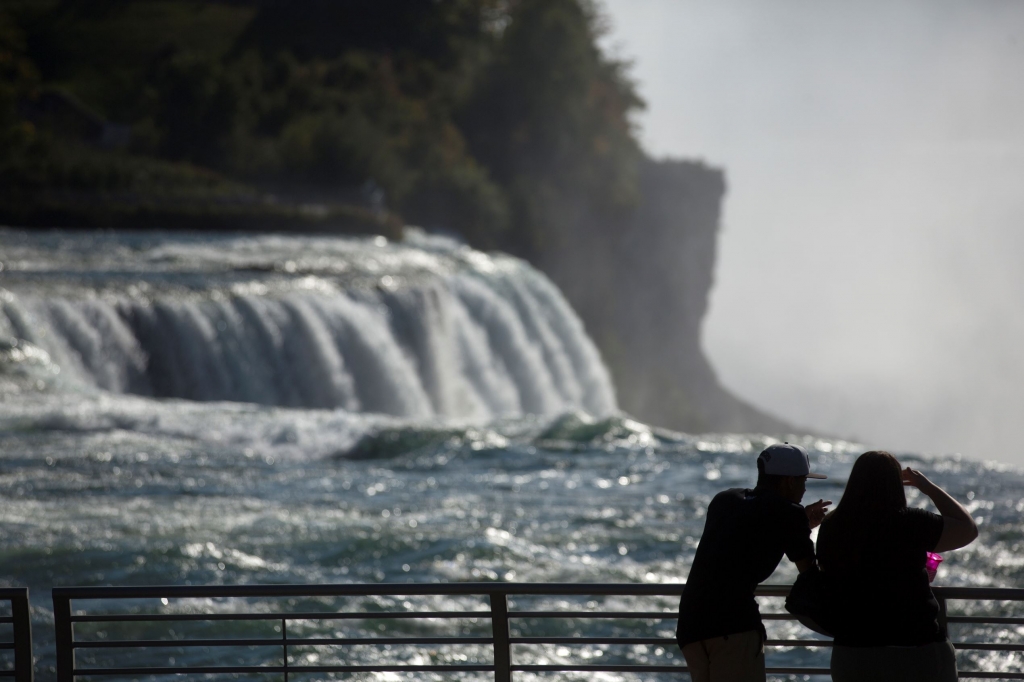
50;583;1024;680
0;588;33;682
937;586;1024;681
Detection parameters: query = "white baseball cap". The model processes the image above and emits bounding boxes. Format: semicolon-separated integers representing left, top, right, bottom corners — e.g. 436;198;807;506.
757;442;827;479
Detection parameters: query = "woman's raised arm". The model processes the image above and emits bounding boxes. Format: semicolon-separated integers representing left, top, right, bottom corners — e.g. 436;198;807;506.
903;467;979;552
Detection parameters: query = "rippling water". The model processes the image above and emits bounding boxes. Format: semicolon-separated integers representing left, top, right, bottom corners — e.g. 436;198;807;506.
2;394;1023;679
1;230;1022;679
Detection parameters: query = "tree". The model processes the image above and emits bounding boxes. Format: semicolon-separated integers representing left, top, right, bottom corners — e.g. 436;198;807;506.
0;9;39;157
458;0;644;257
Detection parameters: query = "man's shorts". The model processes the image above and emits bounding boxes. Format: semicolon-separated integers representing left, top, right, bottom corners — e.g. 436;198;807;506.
680;629;765;682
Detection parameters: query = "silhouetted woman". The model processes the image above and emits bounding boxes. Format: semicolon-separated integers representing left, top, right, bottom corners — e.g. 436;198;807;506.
816;450;978;682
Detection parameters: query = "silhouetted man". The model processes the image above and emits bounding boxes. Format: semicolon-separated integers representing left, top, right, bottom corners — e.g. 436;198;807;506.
676;443;831;682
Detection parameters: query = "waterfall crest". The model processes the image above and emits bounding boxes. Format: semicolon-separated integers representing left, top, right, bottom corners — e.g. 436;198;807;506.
0;231;617;420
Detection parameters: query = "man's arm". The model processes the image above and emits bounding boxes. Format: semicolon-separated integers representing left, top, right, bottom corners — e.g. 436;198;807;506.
793;498;830;573
793;503;825;573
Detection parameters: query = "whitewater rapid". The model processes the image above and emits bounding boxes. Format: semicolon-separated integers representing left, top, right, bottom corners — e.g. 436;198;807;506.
0;229;615;420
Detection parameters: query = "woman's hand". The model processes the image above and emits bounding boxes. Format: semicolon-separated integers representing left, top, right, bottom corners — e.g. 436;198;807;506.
902;467;932;490
902;465;979;552
805;498;832;529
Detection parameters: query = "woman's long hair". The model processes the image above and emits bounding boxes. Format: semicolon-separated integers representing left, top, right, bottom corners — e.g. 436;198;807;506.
828;450;907;522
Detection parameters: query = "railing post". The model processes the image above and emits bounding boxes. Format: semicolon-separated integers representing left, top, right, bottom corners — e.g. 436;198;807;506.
282;618;289;682
52;590;74;682
936;595;949;639
489;592;511;682
10;589;32;682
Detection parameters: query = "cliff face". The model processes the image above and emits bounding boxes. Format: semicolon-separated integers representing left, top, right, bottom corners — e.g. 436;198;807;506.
536;157;790;434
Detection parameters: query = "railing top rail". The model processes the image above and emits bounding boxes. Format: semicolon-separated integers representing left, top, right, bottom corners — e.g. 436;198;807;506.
51;582;1024;602
0;588;29;600
53;582;689;601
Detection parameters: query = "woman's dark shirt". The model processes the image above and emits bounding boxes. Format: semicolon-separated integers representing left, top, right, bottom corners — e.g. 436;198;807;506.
816;507;945;646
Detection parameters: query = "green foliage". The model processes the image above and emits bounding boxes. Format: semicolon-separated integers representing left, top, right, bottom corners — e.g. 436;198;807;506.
20;0;255;119
134;49;240;165
1;0;643;248
0;135;238;194
0;8;39;156
459;0;644;253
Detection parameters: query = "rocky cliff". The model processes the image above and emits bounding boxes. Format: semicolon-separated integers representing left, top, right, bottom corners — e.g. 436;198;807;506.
536;157;791;434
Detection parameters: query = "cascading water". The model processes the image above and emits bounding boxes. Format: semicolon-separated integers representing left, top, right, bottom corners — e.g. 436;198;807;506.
0;228;616;419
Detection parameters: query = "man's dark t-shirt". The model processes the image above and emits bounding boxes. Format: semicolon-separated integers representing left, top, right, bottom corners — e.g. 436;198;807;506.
677;487;814;646
816;507;944;646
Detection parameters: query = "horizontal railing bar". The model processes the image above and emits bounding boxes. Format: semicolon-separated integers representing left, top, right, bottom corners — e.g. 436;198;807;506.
71;610;488;623
73;636;494;648
51;585;1022;600
291;664;497;673
511;610;677;619
508;637;831;647
511;637;676;645
66;610;827;628
55;583;688;600
69;609;1024;626
73;664;495;675
949;616;1024;625
73;635;837;650
70;610;800;623
953;642;1024;652
935;587;1024;601
56;582;1024;603
512;664;687;673
766;638;832;647
509;610;796;621
72;637;1024;653
511;664;834;674
0;619;12;624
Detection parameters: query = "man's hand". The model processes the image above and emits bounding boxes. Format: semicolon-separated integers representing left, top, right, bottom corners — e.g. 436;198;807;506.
804;498;832;529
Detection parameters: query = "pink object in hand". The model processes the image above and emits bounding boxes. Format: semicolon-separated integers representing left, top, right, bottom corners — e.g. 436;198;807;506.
925;552;943;583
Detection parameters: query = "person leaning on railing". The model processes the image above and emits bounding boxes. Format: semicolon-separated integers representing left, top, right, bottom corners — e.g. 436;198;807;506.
676;443;831;682
816;450;979;682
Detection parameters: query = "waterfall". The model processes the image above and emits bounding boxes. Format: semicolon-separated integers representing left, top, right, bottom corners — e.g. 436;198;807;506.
0;232;617;420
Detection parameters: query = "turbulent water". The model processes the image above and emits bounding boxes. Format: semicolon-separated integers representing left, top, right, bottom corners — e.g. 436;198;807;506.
1;228;1023;680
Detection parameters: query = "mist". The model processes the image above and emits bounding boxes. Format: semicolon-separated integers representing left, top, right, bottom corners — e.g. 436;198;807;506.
600;0;1024;463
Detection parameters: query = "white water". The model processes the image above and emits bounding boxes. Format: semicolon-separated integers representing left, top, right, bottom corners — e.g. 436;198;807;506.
0;229;616;420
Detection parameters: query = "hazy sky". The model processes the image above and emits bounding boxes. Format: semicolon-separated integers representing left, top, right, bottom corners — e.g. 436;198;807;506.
599;0;1024;463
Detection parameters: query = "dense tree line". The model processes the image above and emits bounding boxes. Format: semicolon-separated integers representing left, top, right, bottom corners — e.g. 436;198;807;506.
0;0;644;254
